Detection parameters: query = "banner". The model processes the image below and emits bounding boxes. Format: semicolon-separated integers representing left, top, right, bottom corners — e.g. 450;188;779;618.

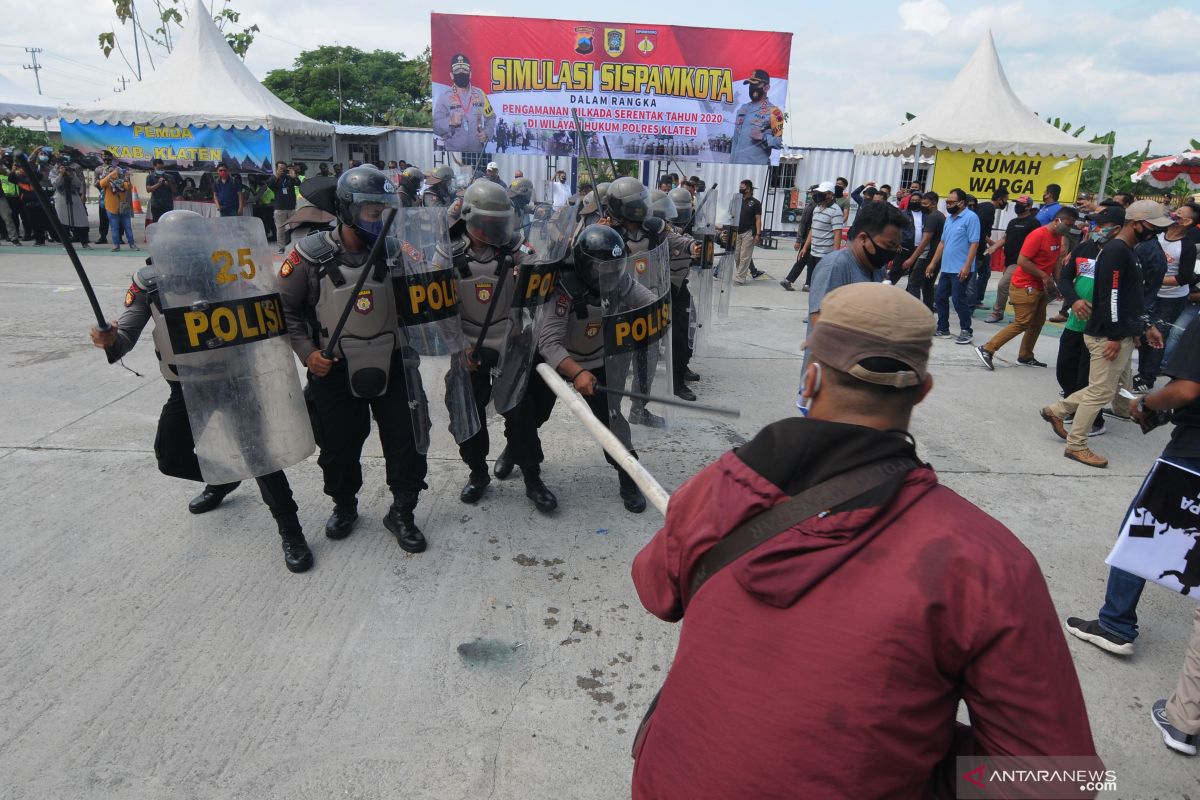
932;150;1082;203
430;13;791;165
1107;459;1200;600
60;121;273;174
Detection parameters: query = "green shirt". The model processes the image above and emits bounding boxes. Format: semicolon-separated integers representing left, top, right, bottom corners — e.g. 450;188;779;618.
1065;248;1098;333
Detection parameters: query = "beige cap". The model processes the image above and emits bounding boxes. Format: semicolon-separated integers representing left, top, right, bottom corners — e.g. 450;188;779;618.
805;283;933;388
1125;200;1174;228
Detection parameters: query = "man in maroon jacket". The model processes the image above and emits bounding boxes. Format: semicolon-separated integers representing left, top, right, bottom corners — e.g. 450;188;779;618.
631;283;1100;799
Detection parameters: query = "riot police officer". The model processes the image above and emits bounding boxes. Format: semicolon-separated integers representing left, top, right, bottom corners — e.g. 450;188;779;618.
537;224;657;513
442;180;557;513
396;166;424;208
423;165;456;208
277;165;430;553
89;210;313;573
666;186;702;400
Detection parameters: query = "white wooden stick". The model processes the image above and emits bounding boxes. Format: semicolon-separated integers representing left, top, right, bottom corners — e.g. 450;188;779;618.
536;362;671;516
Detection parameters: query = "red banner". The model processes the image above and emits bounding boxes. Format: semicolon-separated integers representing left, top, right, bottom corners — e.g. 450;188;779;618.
430;13;792;165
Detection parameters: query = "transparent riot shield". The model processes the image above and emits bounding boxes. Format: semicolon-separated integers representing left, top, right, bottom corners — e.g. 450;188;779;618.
716;249;736;319
148;215;315;484
391;207;480;453
600;242;674;446
490;201;579;414
689;238;716;357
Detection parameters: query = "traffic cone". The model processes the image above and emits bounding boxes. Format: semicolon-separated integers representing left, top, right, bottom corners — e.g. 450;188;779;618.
131;184;143;215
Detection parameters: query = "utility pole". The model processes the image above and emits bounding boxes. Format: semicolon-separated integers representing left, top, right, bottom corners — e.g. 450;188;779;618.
115;75;130;93
23;47;44;94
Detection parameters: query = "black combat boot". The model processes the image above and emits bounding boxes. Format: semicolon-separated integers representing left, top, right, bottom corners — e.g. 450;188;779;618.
628;403;666;428
522;464;557;514
188;481;240;514
277;514;314;573
493;446;517;479
618;470;647;514
460;465;491;503
683;367;700;382
324;498;358;540
384;492;427;553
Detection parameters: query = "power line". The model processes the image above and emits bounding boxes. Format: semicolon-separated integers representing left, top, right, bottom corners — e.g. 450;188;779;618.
42;50;122;77
23;47;44;94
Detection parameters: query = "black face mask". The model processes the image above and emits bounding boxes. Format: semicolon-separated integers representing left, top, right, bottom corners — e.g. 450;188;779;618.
749;86;765;102
833;186;845;198
453;73;471;88
863;233;901;268
812;192;827;203
945;202;960;215
1134;224;1159;243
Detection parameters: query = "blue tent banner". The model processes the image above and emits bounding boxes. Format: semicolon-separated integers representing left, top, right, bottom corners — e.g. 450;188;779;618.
59;121;273;174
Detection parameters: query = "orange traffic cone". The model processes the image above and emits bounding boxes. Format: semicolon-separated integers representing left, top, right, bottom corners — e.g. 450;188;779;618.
131;184;143;215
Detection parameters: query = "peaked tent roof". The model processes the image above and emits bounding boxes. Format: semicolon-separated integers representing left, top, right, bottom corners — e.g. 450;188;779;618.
854;32;1110;160
59;1;331;137
0;73;56;121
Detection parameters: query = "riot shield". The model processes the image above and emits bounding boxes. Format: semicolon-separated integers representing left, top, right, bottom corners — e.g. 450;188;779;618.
148;215;315;484
391;207;480;453
600;242;674;446
716;249;736;319
490;201;580;414
689;249;715;357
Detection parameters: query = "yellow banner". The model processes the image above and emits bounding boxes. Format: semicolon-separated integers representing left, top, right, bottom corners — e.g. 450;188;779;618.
932;151;1082;203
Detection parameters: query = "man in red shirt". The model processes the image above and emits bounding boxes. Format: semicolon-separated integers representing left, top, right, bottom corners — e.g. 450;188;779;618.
976;206;1080;370
631;283;1099;800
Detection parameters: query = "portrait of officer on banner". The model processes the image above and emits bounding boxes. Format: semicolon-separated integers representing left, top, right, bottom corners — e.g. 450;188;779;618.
729;69;784;165
433;52;497;154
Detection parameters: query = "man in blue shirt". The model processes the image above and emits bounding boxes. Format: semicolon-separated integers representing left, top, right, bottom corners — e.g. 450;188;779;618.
211;166;242;217
1035;183;1063;226
927;188;980;344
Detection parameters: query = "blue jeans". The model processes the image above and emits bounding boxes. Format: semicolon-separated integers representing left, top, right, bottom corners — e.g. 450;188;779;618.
1099;456;1200;642
107;211;134;246
1162;301;1199;373
934;272;973;334
971;253;992;306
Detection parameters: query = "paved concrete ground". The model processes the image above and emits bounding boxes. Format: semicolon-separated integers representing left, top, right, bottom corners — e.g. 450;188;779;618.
1;239;1196;800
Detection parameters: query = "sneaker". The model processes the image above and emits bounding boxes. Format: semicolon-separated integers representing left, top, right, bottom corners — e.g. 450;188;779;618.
1017;356;1048;367
933;329;952;338
801;284;810;292
1040;407;1068;440
779;280;794;291
1089;420;1107;437
1132;375;1154;394
1065;447;1108;469
984;313;1004;324
1065;617;1133;656
954;331;973;345
734;278;746;286
111;245;121;252
975;346;994;371
1152;699;1198;755
1105;406;1133;421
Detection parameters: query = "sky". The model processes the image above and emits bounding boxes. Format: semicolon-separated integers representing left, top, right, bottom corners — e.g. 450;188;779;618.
1;0;1195;155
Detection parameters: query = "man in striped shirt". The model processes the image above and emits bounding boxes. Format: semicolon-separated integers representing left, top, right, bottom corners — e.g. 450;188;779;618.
781;181;843;291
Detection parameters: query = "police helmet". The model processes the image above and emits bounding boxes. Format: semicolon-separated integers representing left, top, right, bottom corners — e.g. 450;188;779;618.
649;189;677;222
335;165;399;244
425;165;456;186
580;181;611;216
460;180;517;247
508;177;534;203
606;176;650;223
668;187;694;226
397;166;424;196
572;224;625;293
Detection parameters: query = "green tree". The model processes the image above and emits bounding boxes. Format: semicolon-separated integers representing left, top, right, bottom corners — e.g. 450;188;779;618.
99;0;260;77
0;125;50;153
263;46;432;127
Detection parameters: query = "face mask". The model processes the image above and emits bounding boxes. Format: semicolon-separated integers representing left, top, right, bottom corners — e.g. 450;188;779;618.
453;73;471;88
812;192;826;203
38;155;48;163
1134;224;1159;243
1091;225;1119;244
863;234;901;268
834;186;845;198
999;202;1008;210
749;87;764;102
945;202;959;215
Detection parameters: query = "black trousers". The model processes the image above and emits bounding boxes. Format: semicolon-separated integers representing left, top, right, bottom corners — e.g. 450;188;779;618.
534;364;639;479
785;252;820;285
150;200;174;225
19;197;48;244
305;349;429;505
905;257;935;310
97;200;109;242
671;281;692;378
155;381;297;519
456;347;548;470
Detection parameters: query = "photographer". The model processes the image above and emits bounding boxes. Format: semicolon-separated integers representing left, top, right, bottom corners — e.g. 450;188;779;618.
145;158;175;227
267;161;297;253
52;155;90;248
98;163;137;251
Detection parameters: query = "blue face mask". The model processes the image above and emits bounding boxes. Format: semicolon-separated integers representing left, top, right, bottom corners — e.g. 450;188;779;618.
356;219;384;244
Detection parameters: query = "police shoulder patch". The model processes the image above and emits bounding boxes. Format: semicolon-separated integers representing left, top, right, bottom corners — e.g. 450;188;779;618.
555;293;569;317
124;282;140;307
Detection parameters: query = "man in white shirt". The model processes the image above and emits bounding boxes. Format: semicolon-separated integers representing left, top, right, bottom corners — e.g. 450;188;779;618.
549;170;570;209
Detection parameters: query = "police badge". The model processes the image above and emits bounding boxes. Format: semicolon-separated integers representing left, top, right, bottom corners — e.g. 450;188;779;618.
354;289;374;314
604;28;625;58
477;285;493;304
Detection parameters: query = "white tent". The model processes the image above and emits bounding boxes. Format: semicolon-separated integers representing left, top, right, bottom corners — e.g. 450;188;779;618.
855;32;1110;161
0;73;56;121
58;1;331;140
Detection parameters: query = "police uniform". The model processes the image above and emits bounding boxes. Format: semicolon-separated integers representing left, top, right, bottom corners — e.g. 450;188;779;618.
104;268;300;525
422;189;447;208
433;59;496;154
439;231;549;475
278;227;429;530
665;224;698;385
614;223;681;408
730;98;784;165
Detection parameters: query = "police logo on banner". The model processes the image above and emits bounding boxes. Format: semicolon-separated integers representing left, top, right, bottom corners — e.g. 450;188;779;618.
604;28;625;57
636;28;656;56
354;289;374;314
574;26;595;55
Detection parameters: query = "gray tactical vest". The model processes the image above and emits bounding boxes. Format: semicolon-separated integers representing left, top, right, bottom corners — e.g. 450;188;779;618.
452;237;517;354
